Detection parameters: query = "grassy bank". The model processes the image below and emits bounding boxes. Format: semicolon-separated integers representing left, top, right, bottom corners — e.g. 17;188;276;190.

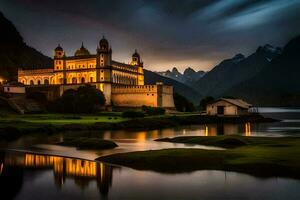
98;136;300;179
0;113;276;141
58;137;118;150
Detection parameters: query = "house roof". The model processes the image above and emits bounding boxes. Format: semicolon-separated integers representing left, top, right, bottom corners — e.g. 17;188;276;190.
209;98;252;109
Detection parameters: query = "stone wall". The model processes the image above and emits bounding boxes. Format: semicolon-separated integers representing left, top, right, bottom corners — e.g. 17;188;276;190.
111;84;174;108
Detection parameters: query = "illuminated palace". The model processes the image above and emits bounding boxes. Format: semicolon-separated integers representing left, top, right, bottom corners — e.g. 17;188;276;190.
18;37;175;108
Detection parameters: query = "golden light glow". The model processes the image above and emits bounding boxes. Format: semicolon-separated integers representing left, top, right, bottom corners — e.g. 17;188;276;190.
205;126;209;136
245;122;251;136
137;131;147;142
4;153;113;194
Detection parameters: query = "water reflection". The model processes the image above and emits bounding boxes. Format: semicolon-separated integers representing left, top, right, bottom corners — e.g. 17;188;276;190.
1;150;300;200
0;151;113;198
101;123;253;139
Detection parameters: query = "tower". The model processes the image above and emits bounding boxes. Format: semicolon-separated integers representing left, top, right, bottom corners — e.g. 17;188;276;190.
54;44;66;84
131;50;144;85
96;36;113;105
96;36;112;82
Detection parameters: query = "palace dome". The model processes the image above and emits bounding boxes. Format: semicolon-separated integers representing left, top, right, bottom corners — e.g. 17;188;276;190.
74;43;90;56
55;44;63;51
132;49;140;58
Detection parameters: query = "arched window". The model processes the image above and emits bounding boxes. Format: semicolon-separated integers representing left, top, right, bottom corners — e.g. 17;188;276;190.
72;77;77;84
37;80;41;85
44;79;49;85
81;77;85;83
30;80;34;85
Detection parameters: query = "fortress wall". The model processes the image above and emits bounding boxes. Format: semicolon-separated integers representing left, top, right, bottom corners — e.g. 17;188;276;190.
111;84;174;108
112;85;158;107
160;85;175;108
112;93;157;107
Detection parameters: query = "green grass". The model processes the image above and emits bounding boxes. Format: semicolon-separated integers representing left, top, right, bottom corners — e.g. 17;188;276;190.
98;136;300;179
0;113;126;127
58;137;118;150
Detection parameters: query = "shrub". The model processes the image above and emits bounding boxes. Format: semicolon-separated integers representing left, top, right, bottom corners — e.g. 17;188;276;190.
142;106;165;115
48;84;105;113
173;93;195;112
122;111;145;118
199;96;215;111
26;91;47;103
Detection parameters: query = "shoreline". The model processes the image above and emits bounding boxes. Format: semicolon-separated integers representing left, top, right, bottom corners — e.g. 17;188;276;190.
97;135;300;179
0;114;277;140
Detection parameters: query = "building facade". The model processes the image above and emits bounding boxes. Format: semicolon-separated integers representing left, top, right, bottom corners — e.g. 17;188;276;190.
18;37;174;108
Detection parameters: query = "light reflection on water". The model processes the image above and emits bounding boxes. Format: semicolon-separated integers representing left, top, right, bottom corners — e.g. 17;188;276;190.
1;151;300;200
1;108;300;160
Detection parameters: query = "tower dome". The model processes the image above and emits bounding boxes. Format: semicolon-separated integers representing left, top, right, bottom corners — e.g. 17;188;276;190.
99;36;109;50
131;49;142;65
55;44;63;51
74;43;90;56
132;49;140;58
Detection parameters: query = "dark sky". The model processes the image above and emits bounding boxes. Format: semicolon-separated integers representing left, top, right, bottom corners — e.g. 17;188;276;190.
1;0;300;72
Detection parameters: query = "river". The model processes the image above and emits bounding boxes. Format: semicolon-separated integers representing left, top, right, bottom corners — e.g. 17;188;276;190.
1;107;300;199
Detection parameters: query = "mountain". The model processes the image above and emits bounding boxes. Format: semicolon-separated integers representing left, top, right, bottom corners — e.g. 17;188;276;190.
183;67;206;85
0;12;52;80
144;69;202;103
225;35;300;106
194;44;282;98
156;67;205;86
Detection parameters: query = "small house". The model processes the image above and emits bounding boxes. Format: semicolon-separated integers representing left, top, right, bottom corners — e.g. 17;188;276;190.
3;82;25;95
206;98;252;116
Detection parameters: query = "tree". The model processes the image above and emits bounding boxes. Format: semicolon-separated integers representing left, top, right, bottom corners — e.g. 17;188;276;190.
49;85;105;113
199;96;214;111
173;93;195;112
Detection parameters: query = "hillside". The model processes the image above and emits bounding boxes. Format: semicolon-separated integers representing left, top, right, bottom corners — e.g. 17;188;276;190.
194;45;281;97
225;35;300;106
144;69;202;103
0;12;52;80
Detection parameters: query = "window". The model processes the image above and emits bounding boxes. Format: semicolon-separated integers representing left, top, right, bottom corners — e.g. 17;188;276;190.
44;79;49;85
30;80;34;85
72;77;77;84
90;77;93;82
81;77;85;83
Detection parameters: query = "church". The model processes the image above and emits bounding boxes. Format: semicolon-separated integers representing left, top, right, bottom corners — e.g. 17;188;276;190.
18;37;175;108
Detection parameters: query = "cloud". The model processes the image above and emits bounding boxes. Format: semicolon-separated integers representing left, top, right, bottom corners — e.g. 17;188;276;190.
1;0;300;71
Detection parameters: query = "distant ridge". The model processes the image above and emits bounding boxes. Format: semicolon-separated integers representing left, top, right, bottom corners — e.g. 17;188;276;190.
225;35;300;106
156;67;205;86
0;11;52;80
193;44;282;98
